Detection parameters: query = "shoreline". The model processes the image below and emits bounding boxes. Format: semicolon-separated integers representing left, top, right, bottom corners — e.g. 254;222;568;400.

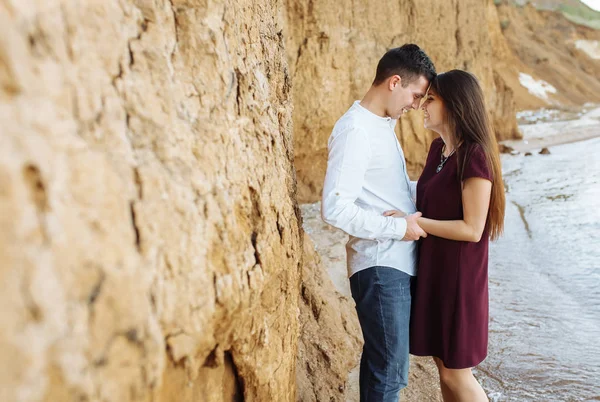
481;135;600;400
501;124;600;152
501;107;600;152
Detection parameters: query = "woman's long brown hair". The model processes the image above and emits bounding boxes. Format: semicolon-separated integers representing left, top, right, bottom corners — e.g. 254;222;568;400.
431;70;505;240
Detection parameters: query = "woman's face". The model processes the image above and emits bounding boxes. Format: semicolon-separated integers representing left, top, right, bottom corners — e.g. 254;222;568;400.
421;90;446;133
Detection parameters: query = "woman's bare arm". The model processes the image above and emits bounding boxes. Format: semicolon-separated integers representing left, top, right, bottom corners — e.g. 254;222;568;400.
418;178;491;242
384;177;492;242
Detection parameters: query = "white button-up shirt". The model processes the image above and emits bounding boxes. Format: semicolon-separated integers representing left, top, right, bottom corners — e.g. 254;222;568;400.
321;101;418;277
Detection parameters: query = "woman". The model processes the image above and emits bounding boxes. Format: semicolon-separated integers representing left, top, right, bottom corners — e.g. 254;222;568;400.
385;70;505;401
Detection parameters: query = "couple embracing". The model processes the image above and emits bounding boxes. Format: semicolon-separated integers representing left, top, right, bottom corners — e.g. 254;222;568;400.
321;44;506;402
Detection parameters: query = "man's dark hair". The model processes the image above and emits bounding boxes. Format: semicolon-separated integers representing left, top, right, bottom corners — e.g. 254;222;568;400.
372;44;436;87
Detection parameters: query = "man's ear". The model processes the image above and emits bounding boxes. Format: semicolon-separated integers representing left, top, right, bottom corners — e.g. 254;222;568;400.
389;75;401;91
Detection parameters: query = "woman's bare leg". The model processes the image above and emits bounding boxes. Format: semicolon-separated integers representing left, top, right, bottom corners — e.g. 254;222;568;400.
433;357;457;402
434;357;488;402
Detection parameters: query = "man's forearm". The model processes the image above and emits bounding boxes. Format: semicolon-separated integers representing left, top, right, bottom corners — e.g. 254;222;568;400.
322;200;408;240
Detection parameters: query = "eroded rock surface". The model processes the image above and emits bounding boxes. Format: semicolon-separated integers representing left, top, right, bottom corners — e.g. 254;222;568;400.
1;1;301;401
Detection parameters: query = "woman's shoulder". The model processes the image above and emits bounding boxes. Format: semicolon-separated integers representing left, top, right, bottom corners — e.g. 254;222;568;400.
465;142;487;162
463;141;492;180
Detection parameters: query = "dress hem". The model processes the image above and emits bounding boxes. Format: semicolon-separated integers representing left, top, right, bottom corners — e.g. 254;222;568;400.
409;351;486;370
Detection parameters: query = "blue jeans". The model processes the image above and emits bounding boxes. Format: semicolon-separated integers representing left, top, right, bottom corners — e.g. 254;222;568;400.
350;266;412;402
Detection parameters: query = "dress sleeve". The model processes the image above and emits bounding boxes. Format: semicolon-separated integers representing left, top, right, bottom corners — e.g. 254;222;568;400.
463;144;493;182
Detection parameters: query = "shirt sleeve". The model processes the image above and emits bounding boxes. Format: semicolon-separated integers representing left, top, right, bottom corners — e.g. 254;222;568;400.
321;126;408;240
463;144;493;181
409;180;417;204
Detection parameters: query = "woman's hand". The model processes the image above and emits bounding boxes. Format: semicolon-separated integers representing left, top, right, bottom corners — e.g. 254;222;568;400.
383;209;407;218
384;210;427;239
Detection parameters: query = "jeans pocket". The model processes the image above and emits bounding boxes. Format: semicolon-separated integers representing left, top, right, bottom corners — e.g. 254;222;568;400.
376;268;411;302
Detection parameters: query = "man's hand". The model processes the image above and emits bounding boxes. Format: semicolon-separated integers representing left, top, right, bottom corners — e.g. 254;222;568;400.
383;209;406;217
383;210;427;240
402;212;427;241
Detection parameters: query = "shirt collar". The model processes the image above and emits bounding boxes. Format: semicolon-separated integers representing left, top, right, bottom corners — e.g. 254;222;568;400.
352;101;396;128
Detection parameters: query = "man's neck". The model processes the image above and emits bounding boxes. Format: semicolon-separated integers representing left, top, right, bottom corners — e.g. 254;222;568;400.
360;87;388;118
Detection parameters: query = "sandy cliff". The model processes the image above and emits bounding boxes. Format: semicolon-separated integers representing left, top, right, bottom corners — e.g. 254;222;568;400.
495;2;600;110
3;0;596;401
0;0;301;401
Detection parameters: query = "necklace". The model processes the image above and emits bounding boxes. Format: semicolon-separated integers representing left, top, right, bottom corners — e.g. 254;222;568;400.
436;145;456;173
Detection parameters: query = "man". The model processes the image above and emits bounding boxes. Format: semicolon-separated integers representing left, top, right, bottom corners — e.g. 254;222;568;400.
321;44;436;401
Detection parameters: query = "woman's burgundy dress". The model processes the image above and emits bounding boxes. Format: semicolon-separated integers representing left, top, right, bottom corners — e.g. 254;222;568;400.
410;137;493;369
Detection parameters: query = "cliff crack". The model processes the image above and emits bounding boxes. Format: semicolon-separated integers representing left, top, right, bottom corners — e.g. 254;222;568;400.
251;232;261;266
93;329;147;368
127;18;150;68
455;0;462;57
294;38;308;77
224;352;244;402
20;276;43;322
88;271;106;305
22;164;50;244
167;0;179;61
133;167;143;199
202;344;221;368
234;68;242;115
130;201;142;252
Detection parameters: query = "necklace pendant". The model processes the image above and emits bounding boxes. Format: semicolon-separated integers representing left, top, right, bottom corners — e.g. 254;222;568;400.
436;163;443;173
